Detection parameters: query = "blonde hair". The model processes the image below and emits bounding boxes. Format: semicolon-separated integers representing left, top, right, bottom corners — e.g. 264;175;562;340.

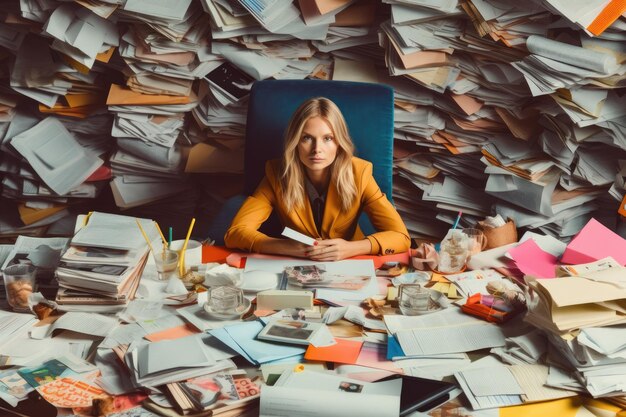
280;97;356;212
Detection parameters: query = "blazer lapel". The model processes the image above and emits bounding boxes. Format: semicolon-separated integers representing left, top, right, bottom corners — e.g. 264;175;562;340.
293;198;320;238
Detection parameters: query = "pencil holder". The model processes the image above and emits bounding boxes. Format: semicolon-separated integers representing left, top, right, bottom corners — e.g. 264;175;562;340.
478;218;517;250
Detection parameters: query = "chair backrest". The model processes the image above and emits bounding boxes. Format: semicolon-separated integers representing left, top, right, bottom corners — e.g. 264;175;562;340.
244;79;395;235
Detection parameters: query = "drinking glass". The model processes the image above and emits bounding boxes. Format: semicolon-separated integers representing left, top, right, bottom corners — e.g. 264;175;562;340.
462;228;488;255
153;249;179;280
398;284;430;315
206;285;244;314
3;264;37;312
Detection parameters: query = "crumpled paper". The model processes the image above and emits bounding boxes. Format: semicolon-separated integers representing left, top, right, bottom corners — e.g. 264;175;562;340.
410;243;439;271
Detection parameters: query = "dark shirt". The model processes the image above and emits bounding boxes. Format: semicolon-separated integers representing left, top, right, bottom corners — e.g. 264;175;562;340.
305;178;327;235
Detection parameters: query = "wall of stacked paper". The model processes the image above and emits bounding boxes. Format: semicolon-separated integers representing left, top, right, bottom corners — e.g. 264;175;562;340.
0;0;624;241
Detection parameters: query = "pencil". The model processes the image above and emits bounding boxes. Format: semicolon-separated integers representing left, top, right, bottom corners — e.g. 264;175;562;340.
154;221;168;250
452;211;463;230
179;217;196;276
136;219;155;254
168;227;173;249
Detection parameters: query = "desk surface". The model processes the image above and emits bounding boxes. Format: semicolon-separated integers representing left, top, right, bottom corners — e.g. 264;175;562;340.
0;249;623;417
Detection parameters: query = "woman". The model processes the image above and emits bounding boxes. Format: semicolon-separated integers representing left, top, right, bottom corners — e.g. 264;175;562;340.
224;97;410;261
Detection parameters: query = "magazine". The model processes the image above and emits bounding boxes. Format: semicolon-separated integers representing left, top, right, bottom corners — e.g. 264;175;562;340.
283;264;370;291
164;371;260;415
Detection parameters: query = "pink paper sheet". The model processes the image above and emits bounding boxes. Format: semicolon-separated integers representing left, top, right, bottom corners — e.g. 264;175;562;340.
561;218;626;265
508;239;558;278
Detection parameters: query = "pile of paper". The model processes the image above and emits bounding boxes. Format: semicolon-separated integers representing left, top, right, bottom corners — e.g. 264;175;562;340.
106;84;195;208
379;1;626;240
524;256;626;398
0;10;115;236
54;212;157;311
0;112;112;235
454;358;577;410
0;0;625;243
382;307;506;381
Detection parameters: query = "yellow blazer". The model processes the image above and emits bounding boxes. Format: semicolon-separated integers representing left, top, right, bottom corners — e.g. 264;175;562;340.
224;157;411;255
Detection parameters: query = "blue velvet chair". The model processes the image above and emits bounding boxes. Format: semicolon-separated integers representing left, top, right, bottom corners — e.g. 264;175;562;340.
208;79;395;245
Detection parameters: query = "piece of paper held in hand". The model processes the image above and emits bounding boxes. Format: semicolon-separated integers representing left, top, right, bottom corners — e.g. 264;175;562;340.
282;227;316;246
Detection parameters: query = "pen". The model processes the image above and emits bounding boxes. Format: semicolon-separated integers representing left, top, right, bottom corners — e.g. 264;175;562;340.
452;211;463;229
168;227;173;249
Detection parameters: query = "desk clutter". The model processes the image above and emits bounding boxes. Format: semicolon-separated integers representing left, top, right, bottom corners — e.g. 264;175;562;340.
0;211;626;416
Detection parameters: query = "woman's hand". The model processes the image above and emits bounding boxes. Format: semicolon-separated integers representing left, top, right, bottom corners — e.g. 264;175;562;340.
306;238;371;261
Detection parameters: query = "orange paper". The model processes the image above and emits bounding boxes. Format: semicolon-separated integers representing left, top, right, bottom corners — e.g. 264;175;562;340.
451;93;484;116
144;324;200;342
304;338;363;364
619;194;626;217
587;0;626;36
96;46;116;63
106;84;192;106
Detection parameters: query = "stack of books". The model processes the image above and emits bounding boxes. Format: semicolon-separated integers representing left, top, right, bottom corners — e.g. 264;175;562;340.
54;212;156;312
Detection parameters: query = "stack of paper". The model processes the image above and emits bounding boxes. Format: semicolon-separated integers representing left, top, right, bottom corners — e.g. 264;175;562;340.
384;308;507;357
454;361;577;410
524;255;626;398
261;368;401;417
54;212;156;311
0;110;111;234
376;1;625;240
106;84;195;208
43;3;118;71
123;334;238;389
526;271;626;333
490;329;549;365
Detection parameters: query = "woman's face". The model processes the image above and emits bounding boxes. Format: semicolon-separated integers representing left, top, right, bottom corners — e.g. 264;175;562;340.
297;116;338;178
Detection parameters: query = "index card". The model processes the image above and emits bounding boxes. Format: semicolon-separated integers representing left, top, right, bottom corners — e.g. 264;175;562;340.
281;226;316;246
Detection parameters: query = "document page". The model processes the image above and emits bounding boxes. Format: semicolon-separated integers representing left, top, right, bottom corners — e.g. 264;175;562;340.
260;370;401;417
395;322;506;355
33;312;118;338
10;118;103;196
